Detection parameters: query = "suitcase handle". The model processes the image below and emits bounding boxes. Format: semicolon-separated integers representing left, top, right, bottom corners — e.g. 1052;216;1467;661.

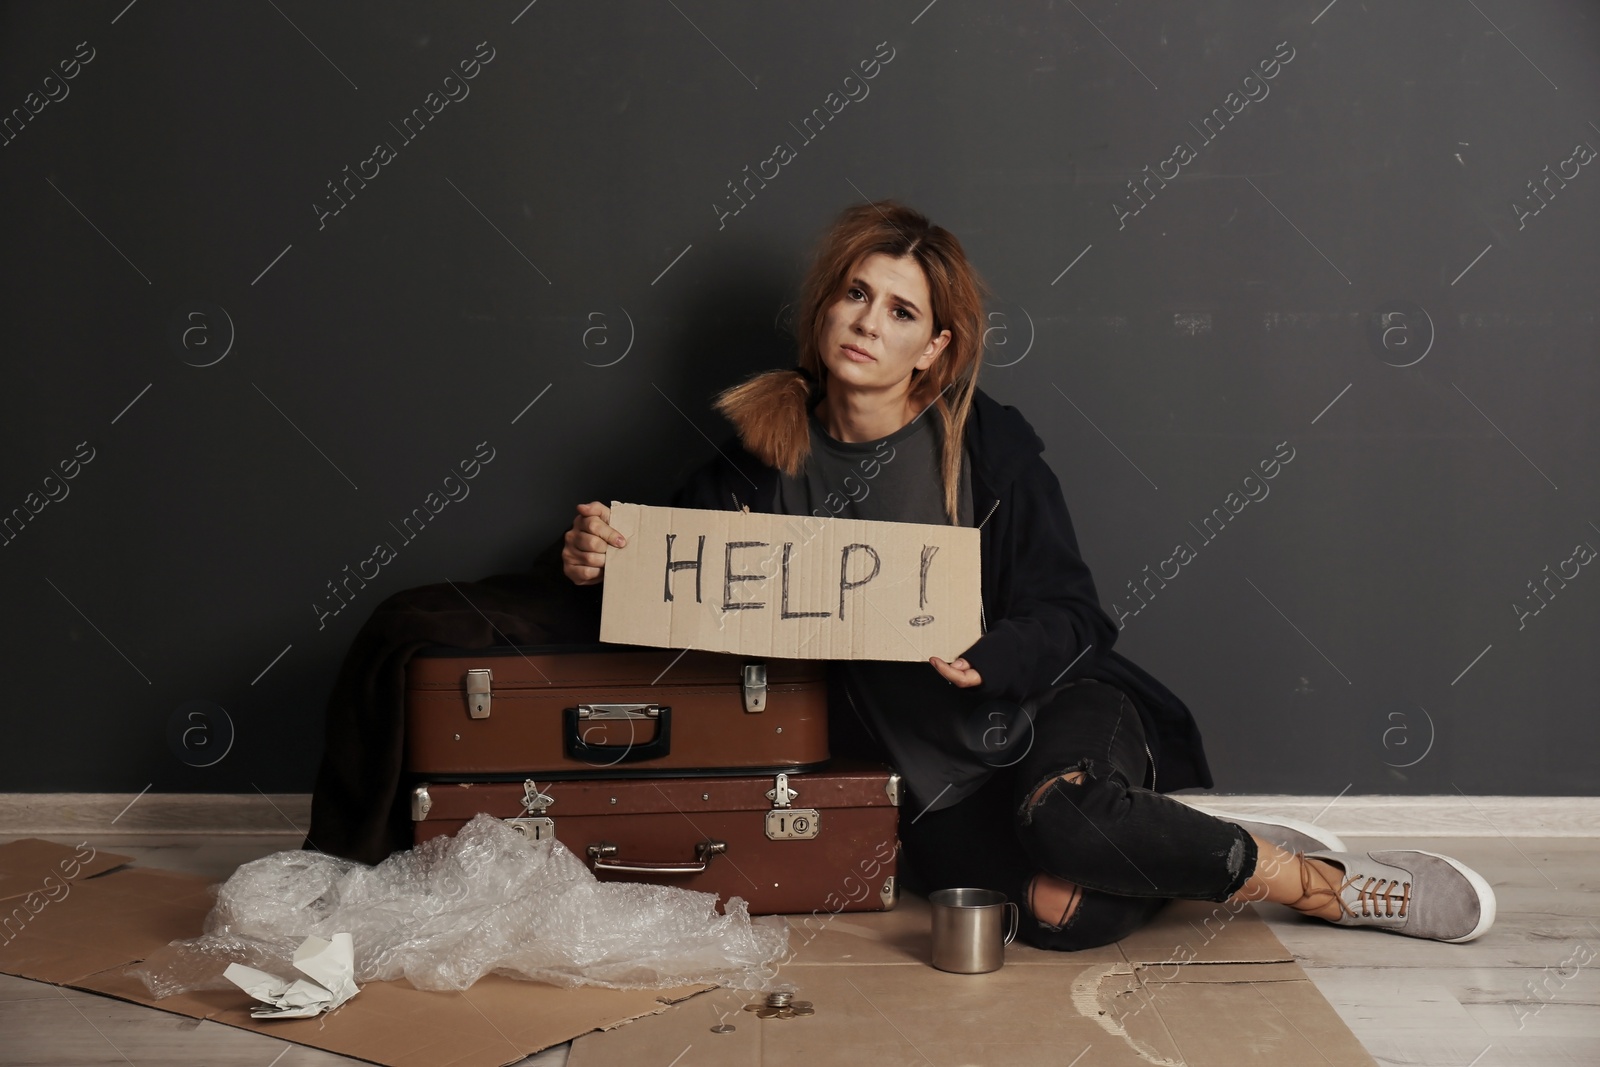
562;704;672;764
586;839;727;874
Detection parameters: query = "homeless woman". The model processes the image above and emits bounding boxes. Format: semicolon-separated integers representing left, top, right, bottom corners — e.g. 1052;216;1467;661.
564;200;1495;949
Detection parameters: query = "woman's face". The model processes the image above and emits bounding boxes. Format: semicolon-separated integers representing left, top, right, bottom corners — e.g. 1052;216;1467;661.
817;252;950;400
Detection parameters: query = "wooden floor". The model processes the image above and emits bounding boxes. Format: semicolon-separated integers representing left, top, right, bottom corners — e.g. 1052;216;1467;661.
1;833;1595;1066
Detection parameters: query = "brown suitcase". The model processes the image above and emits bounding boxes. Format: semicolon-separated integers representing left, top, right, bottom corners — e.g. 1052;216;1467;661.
404;643;829;779
410;764;902;916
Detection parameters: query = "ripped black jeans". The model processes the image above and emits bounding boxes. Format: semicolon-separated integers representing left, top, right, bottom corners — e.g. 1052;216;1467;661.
898;680;1258;952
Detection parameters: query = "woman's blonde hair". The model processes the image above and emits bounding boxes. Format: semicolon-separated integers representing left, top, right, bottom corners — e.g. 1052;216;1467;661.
713;200;991;524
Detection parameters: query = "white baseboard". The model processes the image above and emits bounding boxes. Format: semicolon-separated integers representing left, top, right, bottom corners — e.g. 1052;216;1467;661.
1174;794;1600;838
0;792;312;838
0;793;1595;838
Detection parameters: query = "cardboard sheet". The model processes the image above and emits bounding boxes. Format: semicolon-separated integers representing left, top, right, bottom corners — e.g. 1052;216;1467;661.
600;501;983;660
0;837;1379;1065
0;838;711;1067
569;894;1379;1066
0;838;127;904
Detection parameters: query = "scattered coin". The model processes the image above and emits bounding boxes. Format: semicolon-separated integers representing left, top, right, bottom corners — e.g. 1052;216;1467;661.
742;991;814;1020
711;1024;736;1034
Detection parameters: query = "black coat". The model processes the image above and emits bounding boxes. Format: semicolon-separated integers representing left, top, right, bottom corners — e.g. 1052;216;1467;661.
666;384;1215;794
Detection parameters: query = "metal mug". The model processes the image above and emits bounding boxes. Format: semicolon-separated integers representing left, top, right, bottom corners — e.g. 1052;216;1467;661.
929;888;1019;974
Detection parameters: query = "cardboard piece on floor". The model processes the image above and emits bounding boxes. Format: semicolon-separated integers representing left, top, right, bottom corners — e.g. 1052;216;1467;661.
0;839;713;1067
775;891;1126;968
1115;893;1296;965
599;501;983;661
569;898;1378;1067
0;866;216;985
0;838;128;904
78;961;710;1067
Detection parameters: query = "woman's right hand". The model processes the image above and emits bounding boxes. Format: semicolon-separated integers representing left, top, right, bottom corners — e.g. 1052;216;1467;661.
563;501;626;586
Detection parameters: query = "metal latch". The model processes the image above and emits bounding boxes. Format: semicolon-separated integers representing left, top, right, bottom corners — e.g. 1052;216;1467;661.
880;875;898;909
522;780;554;813
765;772;796;808
763;772;819;839
742;663;767;713
885;773;902;807
410;784;432;821
466;668;492;719
507;780;555;841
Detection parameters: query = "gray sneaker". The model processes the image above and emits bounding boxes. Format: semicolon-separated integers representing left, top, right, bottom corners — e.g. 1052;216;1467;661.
1301;849;1497;943
1189;806;1348;855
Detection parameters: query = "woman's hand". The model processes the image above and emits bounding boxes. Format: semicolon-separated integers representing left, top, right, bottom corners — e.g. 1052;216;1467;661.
562;501;626;586
929;656;982;688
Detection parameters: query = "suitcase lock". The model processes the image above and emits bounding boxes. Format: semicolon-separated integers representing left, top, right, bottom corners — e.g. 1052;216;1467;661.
507;780;555;842
765;772;821;841
742;663;767;713
465;669;492;719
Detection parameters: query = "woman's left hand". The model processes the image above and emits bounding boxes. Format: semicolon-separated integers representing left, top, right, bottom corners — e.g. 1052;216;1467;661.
929;656;983;688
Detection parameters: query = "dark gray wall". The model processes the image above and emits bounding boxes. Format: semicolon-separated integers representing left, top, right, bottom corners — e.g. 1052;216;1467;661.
2;1;1595;797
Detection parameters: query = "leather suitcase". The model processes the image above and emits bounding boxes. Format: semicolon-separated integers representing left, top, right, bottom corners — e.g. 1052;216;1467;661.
404;643;829;779
410;764;902;916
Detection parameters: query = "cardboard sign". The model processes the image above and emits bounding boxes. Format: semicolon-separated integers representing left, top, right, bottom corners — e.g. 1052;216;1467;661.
599;502;982;661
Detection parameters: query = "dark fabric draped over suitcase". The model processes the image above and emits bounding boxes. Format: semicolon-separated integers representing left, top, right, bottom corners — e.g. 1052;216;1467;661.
304;536;603;865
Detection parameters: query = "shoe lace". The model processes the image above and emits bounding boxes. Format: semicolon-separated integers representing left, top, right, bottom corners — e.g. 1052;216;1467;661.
1288;852;1339;914
1342;873;1411;919
1288;853;1412;920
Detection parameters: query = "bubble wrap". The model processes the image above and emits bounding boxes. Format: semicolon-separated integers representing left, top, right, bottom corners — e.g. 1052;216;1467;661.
131;813;789;997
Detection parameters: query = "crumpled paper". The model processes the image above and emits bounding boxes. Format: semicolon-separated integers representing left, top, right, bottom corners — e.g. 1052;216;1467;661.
223;932;359;1018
